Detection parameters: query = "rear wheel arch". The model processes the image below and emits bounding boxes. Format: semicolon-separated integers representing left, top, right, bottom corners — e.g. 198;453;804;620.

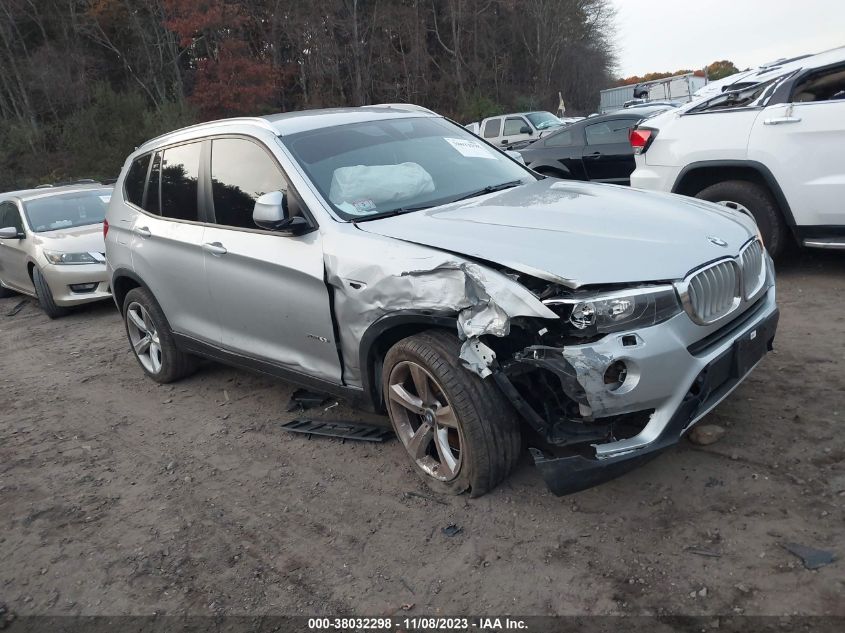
359;311;458;412
111;269;146;314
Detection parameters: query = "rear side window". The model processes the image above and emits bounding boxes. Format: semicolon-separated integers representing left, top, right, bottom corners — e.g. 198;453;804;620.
124;154;150;207
482;118;501;138
160;142;201;221
585;119;636;145
210;138;287;229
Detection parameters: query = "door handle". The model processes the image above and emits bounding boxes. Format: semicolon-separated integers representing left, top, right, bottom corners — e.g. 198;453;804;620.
585;152;602;159
763;116;801;125
134;226;151;238
202;242;228;256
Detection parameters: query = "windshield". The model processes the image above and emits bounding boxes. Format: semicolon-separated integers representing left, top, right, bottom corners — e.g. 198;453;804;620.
281;117;535;221
525;111;562;130
24;188;111;233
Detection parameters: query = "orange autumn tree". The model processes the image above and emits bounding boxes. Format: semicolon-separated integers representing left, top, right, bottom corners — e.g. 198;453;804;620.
161;0;276;119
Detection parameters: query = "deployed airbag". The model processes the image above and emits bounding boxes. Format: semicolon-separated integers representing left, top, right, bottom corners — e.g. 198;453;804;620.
329;162;435;213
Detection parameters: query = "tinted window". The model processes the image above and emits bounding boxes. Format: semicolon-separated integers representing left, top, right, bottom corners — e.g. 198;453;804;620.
160;143;201;221
503;117;527;136
482;118;501;138
792;64;845;102
124;154;150;207
23;189;111;233
211;138;287;229
585;119;636;145
144;152;162;215
0;202;23;233
544;130;573;147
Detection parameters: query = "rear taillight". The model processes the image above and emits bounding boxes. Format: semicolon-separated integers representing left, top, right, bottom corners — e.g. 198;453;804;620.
629;128;655;155
103;218;109;238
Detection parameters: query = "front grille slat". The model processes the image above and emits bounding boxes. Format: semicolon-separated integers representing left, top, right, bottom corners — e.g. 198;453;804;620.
681;238;767;326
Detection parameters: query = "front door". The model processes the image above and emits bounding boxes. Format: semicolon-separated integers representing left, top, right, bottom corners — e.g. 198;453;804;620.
201;136;342;383
0;201;33;292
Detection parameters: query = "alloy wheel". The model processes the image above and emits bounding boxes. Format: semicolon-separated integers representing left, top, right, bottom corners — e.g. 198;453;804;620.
126;301;163;374
387;361;463;482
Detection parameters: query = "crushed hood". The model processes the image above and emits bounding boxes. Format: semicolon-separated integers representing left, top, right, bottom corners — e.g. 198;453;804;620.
32;223;105;254
356;180;757;287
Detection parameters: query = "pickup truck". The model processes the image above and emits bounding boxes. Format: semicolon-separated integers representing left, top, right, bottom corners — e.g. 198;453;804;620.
467;111;567;148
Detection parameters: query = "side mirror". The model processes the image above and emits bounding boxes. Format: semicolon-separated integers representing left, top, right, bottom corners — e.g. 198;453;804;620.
0;226;23;239
504;150;525;165
520;125;532;135
252;191;312;236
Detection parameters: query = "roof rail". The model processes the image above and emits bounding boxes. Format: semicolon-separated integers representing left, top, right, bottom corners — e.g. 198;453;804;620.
370;103;438;115
138;117;278;151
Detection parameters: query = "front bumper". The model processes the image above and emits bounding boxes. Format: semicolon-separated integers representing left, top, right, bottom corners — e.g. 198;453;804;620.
529;286;779;495
41;263;111;306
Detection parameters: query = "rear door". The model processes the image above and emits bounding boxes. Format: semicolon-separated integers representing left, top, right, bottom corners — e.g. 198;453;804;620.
581;117;639;183
129;140;220;344
481;117;502;144
200;136;342;383
0;201;32;292
749;63;845;229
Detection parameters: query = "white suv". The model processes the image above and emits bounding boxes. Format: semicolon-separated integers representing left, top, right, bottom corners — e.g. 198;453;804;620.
630;46;845;257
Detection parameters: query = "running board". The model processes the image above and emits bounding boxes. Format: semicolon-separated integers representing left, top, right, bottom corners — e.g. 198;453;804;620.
281;419;394;442
803;238;845;250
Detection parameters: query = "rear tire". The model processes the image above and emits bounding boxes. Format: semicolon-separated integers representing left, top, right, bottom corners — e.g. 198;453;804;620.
695;180;788;258
122;287;197;383
382;330;522;497
32;268;70;319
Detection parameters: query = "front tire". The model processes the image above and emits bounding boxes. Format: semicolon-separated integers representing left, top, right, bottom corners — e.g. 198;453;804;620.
122;287;196;383
32;268;69;318
695;180;789;258
382;330;522;497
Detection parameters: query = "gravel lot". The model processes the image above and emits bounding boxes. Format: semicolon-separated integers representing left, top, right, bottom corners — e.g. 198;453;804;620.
1;251;843;618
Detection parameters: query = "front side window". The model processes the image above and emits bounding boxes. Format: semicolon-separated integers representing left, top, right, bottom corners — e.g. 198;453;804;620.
503;117;527;136
585;119;636;145
0;202;24;233
210;138;287;229
482;118;501;138
282;117;534;221
23;189;111;233
124;154;150;207
792;64;845;102
160;142;201;221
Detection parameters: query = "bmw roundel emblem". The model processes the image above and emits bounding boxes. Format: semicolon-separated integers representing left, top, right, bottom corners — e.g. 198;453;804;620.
707;236;728;247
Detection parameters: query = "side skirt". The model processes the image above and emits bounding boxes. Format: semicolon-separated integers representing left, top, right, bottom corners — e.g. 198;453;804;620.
172;333;371;409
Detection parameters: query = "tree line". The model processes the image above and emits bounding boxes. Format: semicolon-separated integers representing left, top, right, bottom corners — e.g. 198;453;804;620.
0;0;616;190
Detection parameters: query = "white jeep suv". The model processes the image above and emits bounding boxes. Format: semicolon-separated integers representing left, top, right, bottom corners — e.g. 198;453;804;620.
630;46;845;257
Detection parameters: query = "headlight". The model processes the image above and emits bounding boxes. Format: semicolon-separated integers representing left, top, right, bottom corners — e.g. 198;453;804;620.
543;285;681;335
43;250;102;265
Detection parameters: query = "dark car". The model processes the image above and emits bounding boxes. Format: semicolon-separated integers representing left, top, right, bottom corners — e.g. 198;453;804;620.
517;105;674;185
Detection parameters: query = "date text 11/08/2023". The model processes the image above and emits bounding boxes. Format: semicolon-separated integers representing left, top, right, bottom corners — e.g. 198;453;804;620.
307;617;529;631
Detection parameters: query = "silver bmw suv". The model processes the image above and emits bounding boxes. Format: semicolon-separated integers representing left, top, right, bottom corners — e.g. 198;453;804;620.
106;105;778;496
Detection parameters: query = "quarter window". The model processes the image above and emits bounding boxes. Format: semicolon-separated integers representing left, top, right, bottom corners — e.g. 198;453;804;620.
160;142;202;221
124;154;150;207
210;138;287;229
482;118;501;138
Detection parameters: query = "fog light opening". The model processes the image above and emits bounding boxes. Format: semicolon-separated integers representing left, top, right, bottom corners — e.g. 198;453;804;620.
604;360;628;392
69;282;98;293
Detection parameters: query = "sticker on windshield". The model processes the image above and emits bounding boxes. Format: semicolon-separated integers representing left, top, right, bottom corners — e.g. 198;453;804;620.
444;137;496;160
351;199;377;213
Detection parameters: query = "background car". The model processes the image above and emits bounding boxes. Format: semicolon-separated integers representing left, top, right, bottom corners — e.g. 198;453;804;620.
517;104;673;184
630;46;845;257
476;111;566;148
0;184;113;317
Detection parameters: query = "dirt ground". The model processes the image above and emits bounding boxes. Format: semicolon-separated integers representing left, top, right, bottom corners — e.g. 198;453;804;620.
1;250;843;619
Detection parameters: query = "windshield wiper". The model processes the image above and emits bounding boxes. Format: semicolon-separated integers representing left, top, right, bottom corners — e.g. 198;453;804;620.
351;204;433;223
449;180;524;204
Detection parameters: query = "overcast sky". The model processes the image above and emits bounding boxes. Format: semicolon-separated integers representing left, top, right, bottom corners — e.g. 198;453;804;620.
610;0;845;77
